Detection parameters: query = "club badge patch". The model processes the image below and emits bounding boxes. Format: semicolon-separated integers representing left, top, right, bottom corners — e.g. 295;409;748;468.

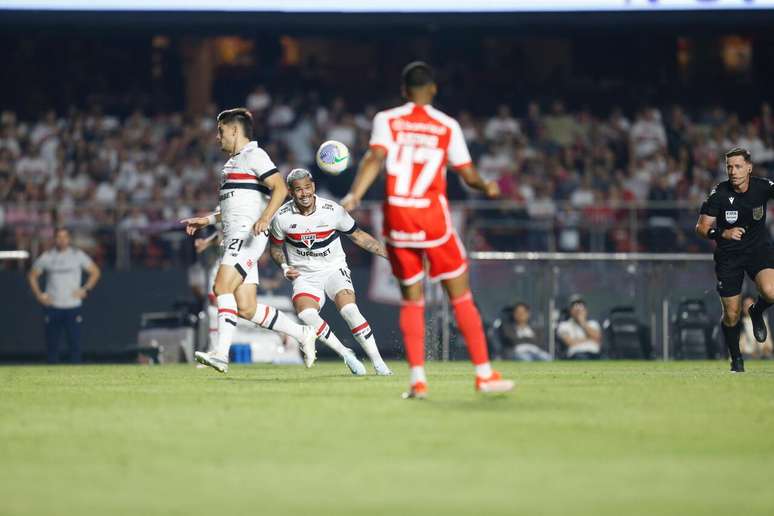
725;210;738;224
301;234;316;248
753;205;764;221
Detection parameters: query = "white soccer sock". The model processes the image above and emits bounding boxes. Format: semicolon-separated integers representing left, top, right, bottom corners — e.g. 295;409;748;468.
475;362;493;379
297;308;350;358
251;304;308;342
339;303;384;364
207;303;218;353
410;366;427;385
215;294;238;361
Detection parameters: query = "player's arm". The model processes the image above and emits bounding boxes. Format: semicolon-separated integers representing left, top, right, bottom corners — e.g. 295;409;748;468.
341;147;386;212
455;164;499;199
345;228;388;259
254;173;288;235
695;214;744;241
27;267;51;305
180;208;221;236
269;241;299;280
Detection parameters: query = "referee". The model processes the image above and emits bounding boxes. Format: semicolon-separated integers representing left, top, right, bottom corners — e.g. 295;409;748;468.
27;228;101;363
696;147;774;373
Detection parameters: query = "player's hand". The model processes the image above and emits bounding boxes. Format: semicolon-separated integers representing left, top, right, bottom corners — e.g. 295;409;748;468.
285;267;300;280
340;193;360;212
180;217;210;236
194;238;210;254
73;288;88;300
483;180;500;199
253;217;270;236
37;293;52;306
722;227;745;241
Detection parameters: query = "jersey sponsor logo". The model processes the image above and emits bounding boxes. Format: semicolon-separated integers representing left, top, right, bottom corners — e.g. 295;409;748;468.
725;210;739;223
295;248;331;258
390;119;448;135
753;205;764;221
390;229;427;241
219;191;234;201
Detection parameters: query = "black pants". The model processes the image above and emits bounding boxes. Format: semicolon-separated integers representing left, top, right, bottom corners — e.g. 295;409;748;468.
44;307;82;363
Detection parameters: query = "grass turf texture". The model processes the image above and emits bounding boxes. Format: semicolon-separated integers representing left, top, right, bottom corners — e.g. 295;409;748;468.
1;361;773;516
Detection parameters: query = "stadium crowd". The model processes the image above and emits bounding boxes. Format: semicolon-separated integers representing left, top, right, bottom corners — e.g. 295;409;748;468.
2;91;774;267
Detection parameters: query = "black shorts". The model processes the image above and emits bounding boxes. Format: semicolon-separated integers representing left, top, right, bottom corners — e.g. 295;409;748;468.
715;244;774;297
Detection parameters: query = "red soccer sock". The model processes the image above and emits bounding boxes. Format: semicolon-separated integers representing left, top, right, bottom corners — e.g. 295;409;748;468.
452;291;490;366
399;300;426;368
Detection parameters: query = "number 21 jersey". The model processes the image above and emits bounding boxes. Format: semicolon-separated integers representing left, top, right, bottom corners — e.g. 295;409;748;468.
369;102;472;248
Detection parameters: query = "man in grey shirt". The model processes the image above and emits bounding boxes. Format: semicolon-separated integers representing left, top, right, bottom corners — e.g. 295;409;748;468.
28;228;101;363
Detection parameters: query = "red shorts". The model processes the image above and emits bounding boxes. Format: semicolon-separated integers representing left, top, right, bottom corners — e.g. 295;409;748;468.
386;232;468;285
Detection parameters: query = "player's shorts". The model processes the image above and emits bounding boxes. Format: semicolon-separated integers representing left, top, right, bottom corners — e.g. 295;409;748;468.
714;244;774;297
219;230;268;285
386;232;467;286
291;267;354;310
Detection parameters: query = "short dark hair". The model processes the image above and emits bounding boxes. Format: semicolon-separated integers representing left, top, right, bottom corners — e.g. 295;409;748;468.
725;147;752;163
401;61;435;91
513;302;530;311
217;108;254;139
54;226;70;235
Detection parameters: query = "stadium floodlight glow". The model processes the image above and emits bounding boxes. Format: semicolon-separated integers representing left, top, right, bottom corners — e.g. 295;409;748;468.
1;0;774;12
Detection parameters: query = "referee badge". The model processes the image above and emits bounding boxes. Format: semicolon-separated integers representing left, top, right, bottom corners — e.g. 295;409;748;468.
725;210;738;223
753;205;764;221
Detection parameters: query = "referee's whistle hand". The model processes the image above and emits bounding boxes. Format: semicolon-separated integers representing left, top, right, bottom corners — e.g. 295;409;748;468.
722;227;745;240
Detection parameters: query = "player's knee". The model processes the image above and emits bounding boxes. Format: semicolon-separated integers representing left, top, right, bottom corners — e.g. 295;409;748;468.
722;307;741;325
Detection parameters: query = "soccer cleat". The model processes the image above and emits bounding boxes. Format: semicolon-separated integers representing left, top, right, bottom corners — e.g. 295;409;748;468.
401;381;428;400
730;356;745;373
475;370;515;393
194;351;229;374
373;360;393;376
343;351;367;376
749;303;768;343
299;325;317;368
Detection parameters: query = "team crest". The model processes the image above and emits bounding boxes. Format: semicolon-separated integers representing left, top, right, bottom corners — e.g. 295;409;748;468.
300;234;316;248
753;205;764;221
245;258;254;269
725;210;738;224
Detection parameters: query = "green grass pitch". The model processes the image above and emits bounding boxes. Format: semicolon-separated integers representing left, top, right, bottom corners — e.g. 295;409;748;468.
1;361;773;516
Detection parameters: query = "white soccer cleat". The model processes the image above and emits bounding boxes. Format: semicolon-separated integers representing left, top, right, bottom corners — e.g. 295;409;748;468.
299;326;317;368
343;351;367;376
194;351;229;374
373;360;393;376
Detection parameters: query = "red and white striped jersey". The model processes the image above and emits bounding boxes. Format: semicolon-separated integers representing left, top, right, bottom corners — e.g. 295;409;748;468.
369;102;472;248
219;141;278;234
269;196;357;273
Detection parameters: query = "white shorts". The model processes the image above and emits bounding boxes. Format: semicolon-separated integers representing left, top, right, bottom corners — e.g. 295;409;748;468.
219;230;268;285
291;267;354;309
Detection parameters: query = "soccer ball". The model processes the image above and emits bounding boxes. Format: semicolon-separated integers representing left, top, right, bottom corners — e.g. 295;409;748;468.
316;140;350;175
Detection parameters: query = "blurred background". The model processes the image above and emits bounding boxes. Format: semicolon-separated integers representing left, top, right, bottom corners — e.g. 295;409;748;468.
2;0;774;364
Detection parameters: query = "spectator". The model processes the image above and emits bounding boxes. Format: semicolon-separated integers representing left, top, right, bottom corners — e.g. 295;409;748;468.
27;227;101;363
495;303;551;361
557;295;602;359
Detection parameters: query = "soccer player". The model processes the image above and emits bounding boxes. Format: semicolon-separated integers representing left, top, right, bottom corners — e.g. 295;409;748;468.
269;168;393;376
341;61;514;398
181;108;316;374
696;147;774;373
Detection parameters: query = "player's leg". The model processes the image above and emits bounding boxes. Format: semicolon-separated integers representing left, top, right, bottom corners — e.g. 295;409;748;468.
386;244;428;397
331;275;392;376
431;233;514;393
194;263;243;372
716;254;745;372
750;267;774;342
293;289;365;376
206;293;218;352
63;308;82;364
44;308;62;364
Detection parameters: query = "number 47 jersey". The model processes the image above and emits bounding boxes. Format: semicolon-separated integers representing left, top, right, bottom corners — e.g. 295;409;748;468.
369;102;472;248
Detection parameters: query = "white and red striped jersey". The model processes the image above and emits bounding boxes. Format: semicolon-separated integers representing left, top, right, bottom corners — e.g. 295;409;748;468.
269;196;357;273
219;141;278;234
369;102;472;248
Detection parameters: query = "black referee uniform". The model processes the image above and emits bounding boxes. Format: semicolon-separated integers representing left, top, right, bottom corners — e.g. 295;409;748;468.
701;176;774;298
